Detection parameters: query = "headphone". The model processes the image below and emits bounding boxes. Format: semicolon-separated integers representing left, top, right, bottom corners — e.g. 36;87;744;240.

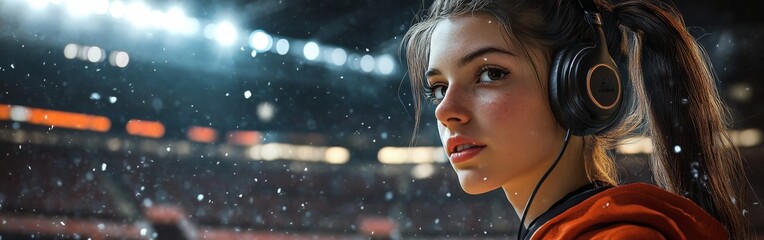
519;1;623;239
548;0;625;136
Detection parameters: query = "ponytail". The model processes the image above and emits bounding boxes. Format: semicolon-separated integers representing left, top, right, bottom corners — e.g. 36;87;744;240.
609;1;750;238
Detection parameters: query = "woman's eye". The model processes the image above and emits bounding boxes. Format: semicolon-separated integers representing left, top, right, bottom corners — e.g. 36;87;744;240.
432;85;447;100
479;68;507;82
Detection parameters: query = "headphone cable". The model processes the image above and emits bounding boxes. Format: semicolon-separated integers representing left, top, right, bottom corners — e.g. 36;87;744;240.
517;128;572;240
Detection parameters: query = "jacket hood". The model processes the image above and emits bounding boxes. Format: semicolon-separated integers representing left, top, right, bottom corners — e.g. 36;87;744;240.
530;183;727;239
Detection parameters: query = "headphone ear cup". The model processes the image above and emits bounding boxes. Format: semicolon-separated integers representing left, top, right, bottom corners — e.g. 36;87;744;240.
549;44;591;135
549;44;624;136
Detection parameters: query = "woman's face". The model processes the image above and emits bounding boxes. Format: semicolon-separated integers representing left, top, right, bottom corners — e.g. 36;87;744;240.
426;13;565;194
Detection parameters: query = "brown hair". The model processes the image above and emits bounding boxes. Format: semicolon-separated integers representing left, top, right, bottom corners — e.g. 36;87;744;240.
402;0;751;238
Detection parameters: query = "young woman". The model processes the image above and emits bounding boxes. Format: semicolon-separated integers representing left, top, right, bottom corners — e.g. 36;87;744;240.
402;0;751;239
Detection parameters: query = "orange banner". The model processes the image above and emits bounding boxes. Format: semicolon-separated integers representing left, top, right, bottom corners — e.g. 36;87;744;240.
126;119;165;138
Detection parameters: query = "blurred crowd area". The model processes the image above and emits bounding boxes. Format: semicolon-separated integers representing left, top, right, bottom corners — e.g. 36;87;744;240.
0;129;520;239
2;128;764;239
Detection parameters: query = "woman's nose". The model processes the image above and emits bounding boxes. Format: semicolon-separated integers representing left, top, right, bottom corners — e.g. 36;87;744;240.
434;85;471;128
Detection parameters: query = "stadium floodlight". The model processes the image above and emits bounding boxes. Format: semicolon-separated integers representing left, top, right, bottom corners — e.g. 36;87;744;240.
331;48;347;66
109;0;126;19
28;0;49;9
275;39;289;55
86;46;104;63
325;147;350;164
63;43;78;59
164;7;198;35
78;46;90;60
115;52;129;68
257;102;275;122
346;54;360;71
149;10;167;29
360;54;375;73
181;18;200;35
92;0;109;14
213;21;238;46
203;24;216;39
125;1;152;27
108;51;130;68
376;54;395;75
249;30;273;52
9;106;31;122
65;0;94;17
303;41;319;61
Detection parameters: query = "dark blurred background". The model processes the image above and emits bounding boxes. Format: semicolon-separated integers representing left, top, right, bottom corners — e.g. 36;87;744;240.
0;0;762;239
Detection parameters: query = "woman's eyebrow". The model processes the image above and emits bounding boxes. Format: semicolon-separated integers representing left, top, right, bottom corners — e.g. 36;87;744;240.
458;47;515;67
424;46;515;78
425;68;441;78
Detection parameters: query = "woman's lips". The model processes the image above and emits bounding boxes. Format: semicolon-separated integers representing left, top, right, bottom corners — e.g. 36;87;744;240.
446;135;486;164
449;146;485;164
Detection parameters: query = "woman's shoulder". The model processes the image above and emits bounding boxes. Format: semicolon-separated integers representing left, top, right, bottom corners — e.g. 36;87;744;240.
530;182;728;240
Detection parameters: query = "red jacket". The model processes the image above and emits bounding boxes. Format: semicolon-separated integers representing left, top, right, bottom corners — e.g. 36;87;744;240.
530;183;727;239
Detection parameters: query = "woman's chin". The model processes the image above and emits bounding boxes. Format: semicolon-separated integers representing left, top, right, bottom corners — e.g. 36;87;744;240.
458;176;499;195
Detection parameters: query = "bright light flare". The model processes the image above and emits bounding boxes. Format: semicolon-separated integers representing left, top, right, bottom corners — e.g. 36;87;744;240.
246;144;350;164
411;163;435;179
257;102;275;122
149;10;167;29
212;21;238;46
63;43;78;59
109;0;126;19
378;147;444;164
275;39;289;55
325;147;350;164
181;18;200;35
86;46;104;63
616;137;653;154
65;0;93;17
109;51;129;68
164;7;198;35
28;0;50;9
92;0;109;14
376;54;395;75
303;41;319;60
730;128;762;147
125;1;151;27
249;30;273;52
360;54;375;73
9;106;31;122
331;48;347;66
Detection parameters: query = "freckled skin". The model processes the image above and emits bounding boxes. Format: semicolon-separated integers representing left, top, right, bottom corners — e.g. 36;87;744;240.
428;13;588;224
429;13;559;193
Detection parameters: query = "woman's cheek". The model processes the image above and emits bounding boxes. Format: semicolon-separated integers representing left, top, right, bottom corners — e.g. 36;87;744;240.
482;92;525;123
